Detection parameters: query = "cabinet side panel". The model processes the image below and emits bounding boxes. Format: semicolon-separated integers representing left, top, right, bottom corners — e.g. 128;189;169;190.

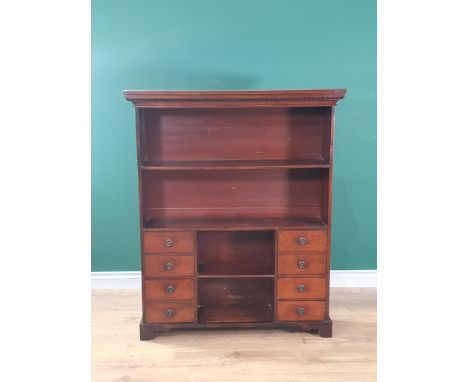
325;107;335;317
135;109;146;321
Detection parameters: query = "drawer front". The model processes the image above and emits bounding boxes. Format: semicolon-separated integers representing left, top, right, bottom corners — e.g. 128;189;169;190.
144;255;195;277
143;231;194;253
277;253;326;275
278;230;327;252
145;301;196;323
144;278;195;301
277;277;327;300
276;300;326;321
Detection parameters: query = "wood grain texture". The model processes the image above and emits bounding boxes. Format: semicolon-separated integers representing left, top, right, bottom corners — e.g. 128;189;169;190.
276;300;326;321
145;301;196;323
92;288;376;382
278;230;328;252
143;255;195;277
143;231;194;253
276;277;327;300
144;278;195;301
277;253;326;275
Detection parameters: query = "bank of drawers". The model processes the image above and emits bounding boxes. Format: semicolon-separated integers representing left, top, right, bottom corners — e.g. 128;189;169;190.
276;230;328;322
141;229;329;324
142;231;196;324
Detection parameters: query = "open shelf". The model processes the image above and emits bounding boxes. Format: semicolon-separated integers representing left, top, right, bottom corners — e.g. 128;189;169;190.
144;216;327;230
197;278;274;323
138;107;332;167
197;231;275;276
141;168;330;228
141;159;329;171
198;305;274;323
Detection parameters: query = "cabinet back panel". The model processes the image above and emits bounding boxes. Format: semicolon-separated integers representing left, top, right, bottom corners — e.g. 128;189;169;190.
140;108;331;162
197;231;275;275
198;278;274;306
142;169;328;220
197;231;274;262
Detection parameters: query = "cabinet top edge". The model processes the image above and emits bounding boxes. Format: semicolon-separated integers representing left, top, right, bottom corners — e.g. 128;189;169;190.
123;89;347;108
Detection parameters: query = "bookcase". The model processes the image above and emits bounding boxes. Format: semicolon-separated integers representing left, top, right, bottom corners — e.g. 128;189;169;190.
123;89;346;340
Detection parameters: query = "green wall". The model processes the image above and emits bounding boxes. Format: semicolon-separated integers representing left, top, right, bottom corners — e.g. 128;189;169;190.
92;0;376;271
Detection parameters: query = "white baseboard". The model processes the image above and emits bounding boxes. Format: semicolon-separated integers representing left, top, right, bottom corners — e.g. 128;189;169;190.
91;270;376;289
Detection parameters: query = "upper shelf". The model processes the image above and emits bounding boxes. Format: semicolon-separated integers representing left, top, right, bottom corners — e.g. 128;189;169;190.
140;159;329;171
123;89;347;108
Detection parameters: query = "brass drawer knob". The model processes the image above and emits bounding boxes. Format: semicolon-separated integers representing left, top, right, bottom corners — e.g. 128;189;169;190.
297;260;306;269
164;262;174;271
297;236;307;245
166;309;175;317
164;238;174;247
297;307;305;316
166;285;175;294
297;284;306;292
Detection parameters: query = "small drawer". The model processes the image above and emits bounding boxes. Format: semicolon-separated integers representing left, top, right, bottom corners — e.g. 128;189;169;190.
277;253;326;275
144;255;195;277
276;300;326;321
143;231;194;253
277;277;327;300
278;230;327;252
145;301;196;323
144;278;195;301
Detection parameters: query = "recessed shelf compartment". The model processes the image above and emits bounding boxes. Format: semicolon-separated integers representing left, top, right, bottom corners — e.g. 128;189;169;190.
138;107;332;165
197;231;275;276
141;168;330;227
197;278;274;323
198;306;274;323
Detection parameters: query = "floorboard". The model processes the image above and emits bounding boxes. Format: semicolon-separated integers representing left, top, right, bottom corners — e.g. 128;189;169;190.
92;288;376;382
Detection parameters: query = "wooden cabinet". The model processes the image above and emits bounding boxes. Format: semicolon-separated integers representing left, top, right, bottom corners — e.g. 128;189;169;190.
124;89;346;340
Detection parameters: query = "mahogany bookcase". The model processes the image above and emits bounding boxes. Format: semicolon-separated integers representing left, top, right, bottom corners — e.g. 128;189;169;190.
123;89;346;340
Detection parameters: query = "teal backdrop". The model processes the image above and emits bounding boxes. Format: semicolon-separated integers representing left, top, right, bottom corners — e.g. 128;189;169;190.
92;0;376;271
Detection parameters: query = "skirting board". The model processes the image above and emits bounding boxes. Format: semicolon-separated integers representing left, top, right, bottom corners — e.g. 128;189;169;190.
91;270;377;289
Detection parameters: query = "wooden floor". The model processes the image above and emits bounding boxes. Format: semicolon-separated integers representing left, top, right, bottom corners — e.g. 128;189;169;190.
92;288;376;382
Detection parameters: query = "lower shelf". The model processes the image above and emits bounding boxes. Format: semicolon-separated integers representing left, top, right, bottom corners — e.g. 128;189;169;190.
198;305;274;323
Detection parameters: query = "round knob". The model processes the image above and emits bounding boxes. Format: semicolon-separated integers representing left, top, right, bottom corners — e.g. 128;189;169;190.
297;260;306;269
297;237;307;245
164;238;174;247
164;262;174;271
297;307;305;316
297;284;306;293
165;309;175;317
166;285;175;294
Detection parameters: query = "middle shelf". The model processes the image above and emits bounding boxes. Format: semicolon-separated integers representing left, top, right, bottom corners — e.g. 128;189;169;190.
197;260;274;278
141;159;329;171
